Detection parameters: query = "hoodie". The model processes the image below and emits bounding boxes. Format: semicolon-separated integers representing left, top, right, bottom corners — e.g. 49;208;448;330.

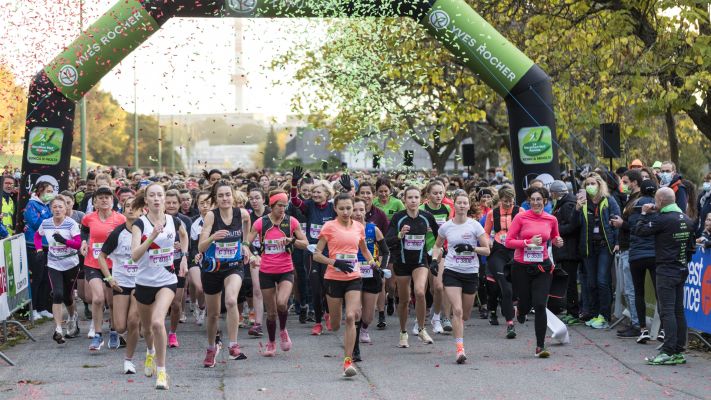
23;194;51;249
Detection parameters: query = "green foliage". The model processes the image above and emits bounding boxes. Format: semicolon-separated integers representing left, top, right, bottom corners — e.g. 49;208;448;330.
263;127;279;169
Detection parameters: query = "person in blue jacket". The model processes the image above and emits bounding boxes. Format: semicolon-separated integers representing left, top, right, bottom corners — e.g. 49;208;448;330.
577;173;620;330
24;181;54;320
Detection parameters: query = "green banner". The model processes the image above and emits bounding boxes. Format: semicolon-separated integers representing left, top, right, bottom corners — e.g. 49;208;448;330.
422;0;534;96
518;126;553;165
4;240;14;298
44;0;158;101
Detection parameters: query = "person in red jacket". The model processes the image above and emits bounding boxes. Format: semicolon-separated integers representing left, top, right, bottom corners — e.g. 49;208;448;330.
505;186;564;358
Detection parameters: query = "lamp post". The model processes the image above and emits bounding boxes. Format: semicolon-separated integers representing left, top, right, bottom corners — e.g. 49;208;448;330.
133;56;139;172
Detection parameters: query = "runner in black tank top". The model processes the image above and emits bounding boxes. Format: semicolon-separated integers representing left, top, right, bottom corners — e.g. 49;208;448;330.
245;187;270;337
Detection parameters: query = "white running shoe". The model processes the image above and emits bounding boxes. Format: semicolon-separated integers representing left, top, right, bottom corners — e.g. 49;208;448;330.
87;325;96;339
31;310;42;321
431;318;444;334
39;310;54;319
196;309;205;326
124;360;136;374
418;328;434;344
179;311;187;323
360;328;371;343
412;322;419;335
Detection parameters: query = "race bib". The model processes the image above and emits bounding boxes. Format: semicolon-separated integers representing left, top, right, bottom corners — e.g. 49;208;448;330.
215;241;239;260
264;239;285;255
453;252;476;265
148;248;173;268
434;214;447;226
309;224;323;239
593;226;600;234
49;244;72;257
335;253;359;272
403;235;425;251
122;262;139;277
92;243;103;259
500;234;507;246
360;263;373;278
523;246;545;263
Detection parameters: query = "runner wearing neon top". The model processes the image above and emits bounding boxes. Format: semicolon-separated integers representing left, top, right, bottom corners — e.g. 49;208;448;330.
81;186;126;351
504;186;564;358
431;192;490;364
245;190;308;357
312;193;377;378
374;177;405;221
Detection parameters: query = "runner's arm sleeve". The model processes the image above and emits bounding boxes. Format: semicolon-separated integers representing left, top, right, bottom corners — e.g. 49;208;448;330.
376;238;390;267
483;211;493;235
33;231;43;249
385;216;400;247
504;217;526;249
290;186;307;212
65;235;82;250
81;225;90;241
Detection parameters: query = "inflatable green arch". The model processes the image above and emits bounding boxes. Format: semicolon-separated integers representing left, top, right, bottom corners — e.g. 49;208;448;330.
21;0;558;204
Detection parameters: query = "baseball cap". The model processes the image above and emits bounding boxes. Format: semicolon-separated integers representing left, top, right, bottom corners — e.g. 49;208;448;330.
640;179;658;197
93;186;113;199
549;180;568;194
652;161;662;169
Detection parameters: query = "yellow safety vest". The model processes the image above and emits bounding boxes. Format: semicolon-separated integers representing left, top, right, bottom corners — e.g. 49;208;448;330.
2;196;14;235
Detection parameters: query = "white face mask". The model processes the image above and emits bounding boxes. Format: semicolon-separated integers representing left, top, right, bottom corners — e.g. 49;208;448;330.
704;182;711;192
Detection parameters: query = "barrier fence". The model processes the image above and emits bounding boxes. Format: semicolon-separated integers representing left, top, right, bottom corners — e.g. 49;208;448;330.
0;234;35;366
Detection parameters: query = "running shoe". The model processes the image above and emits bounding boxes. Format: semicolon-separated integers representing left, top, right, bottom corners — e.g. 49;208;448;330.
352;348;362;362
506;324;517;339
343;357;357;377
145;352;156;376
311;323;323;336
360;328;371;343
168;332;179;348
617;326;641;339
31;310;42;321
377;314;386;330
387;298;394;316
108;331;120;349
398;332;409;348
203;347;219;368
535;347;550;358
249;311;256;326
442;318;453;333
657;329;665;342
229;343;247;360
418;328;434;344
119;335;127;348
585;315;601;327
671;353;686;365
280;329;292;352
248;323;263;337
431;318;444;334
411;322;419;335
489;311;499;326
299;308;307;324
53;329;66;344
196;309;205;326
124;360;136;374
155;370;169;390
456;347;467;364
564;315;581;325
645;352;674;365
263;341;277;357
87;325;96;339
65;317;79;338
179;311;187;323
325;313;332;331
590;315;609;329
39;310;54;319
306;310;315;322
479;307;488;319
89;334;104;352
637;329;651;344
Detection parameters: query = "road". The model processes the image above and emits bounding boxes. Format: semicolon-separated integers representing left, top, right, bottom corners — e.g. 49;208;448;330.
1;310;710;399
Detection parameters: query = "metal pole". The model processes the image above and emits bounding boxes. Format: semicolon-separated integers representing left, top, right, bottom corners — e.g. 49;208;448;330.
133;57;139;172
170;116;175;172
79;0;87;178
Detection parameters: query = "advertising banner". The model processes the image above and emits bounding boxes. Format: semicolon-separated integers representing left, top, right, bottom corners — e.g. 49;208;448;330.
684;247;711;334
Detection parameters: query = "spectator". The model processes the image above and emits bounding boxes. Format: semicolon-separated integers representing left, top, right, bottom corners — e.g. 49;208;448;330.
697;172;711;236
2;175;16;235
658;161;688;214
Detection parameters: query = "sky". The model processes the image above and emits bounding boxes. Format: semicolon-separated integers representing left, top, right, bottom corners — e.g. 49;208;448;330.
0;0;326;118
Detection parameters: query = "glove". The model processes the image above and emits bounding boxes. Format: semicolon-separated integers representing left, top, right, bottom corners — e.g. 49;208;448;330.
53;233;67;245
339;173;352;192
292;166;304;184
333;259;354;273
429;259;439;277
454;243;474;253
381;268;392;279
306;244;318;254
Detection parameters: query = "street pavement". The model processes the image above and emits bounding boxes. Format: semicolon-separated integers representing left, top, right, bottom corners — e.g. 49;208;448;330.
1;309;710;399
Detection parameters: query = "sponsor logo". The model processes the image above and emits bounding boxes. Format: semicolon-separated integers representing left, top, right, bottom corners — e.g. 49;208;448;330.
429;10;450;30
227;0;257;14
58;65;78;87
518;126;553;165
27;127;64;166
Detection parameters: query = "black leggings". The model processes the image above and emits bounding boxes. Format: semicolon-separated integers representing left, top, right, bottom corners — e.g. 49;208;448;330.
48;266;80;306
486;245;515;321
630;257;657;329
28;246;51;312
559;260;580;316
307;255;328;323
511;262;553;348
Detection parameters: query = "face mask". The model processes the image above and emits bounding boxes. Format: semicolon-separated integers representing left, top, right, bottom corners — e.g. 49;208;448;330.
586;185;598;196
703;182;711;192
41;193;56;203
659;172;672;185
621;184;630;194
495;172;503;179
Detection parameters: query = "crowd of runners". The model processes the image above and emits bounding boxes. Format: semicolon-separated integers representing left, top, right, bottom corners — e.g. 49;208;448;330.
5;159;710;390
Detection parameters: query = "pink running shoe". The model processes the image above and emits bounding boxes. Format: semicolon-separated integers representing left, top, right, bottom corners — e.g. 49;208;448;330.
203;347;219;368
168;332;179;348
263;341;276;357
280;329;292;352
229;343;246;360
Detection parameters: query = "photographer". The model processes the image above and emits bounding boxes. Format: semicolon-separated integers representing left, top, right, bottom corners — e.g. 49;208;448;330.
633;187;695;365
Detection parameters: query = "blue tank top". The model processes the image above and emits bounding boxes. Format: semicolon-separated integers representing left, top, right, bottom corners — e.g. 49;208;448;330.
304;200;336;244
358;222;376;262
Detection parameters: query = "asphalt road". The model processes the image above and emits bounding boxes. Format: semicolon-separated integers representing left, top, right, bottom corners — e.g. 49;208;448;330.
1;309;710;400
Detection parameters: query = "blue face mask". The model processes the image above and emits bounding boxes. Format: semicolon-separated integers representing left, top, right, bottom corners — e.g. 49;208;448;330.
704;182;711;192
659;172;672;185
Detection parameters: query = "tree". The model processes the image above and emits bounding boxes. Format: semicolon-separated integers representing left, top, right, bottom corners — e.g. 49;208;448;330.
263;126;279;169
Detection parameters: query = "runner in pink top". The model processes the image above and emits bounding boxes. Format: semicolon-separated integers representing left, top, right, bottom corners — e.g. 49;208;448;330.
245;191;308;357
505;186;564;359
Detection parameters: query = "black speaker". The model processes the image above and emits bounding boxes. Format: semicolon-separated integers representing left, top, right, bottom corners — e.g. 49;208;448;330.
462;144;475;166
373;154;381;169
601;123;621;158
404;150;414;167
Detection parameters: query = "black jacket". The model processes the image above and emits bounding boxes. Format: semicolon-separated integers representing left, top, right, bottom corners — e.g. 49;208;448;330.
633;206;695;278
551;193;580;261
627;195;656;262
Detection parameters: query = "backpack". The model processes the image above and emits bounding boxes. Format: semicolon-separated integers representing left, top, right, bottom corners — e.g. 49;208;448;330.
493;206;519;233
259;215;293;254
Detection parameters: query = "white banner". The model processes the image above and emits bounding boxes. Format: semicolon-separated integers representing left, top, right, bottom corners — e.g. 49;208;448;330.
0;239;9;321
12;236;29;293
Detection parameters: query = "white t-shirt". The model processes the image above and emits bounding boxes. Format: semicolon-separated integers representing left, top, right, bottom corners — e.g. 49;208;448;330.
438;218;485;274
134;215;179;288
38;218;80;271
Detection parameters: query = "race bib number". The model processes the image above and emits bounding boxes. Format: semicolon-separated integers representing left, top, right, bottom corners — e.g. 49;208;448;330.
49;244;72;257
92;243;103;259
360;263;373;278
122;262;139;277
523;246;545;263
403;235;425;251
434;214;447;226
264;239;285;255
215;242;239;260
148;248;173;268
335;253;359;272
453;252;476;265
309;224;323;239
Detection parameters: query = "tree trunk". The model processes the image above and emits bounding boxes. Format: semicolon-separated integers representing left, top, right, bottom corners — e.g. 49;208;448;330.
665;107;679;166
